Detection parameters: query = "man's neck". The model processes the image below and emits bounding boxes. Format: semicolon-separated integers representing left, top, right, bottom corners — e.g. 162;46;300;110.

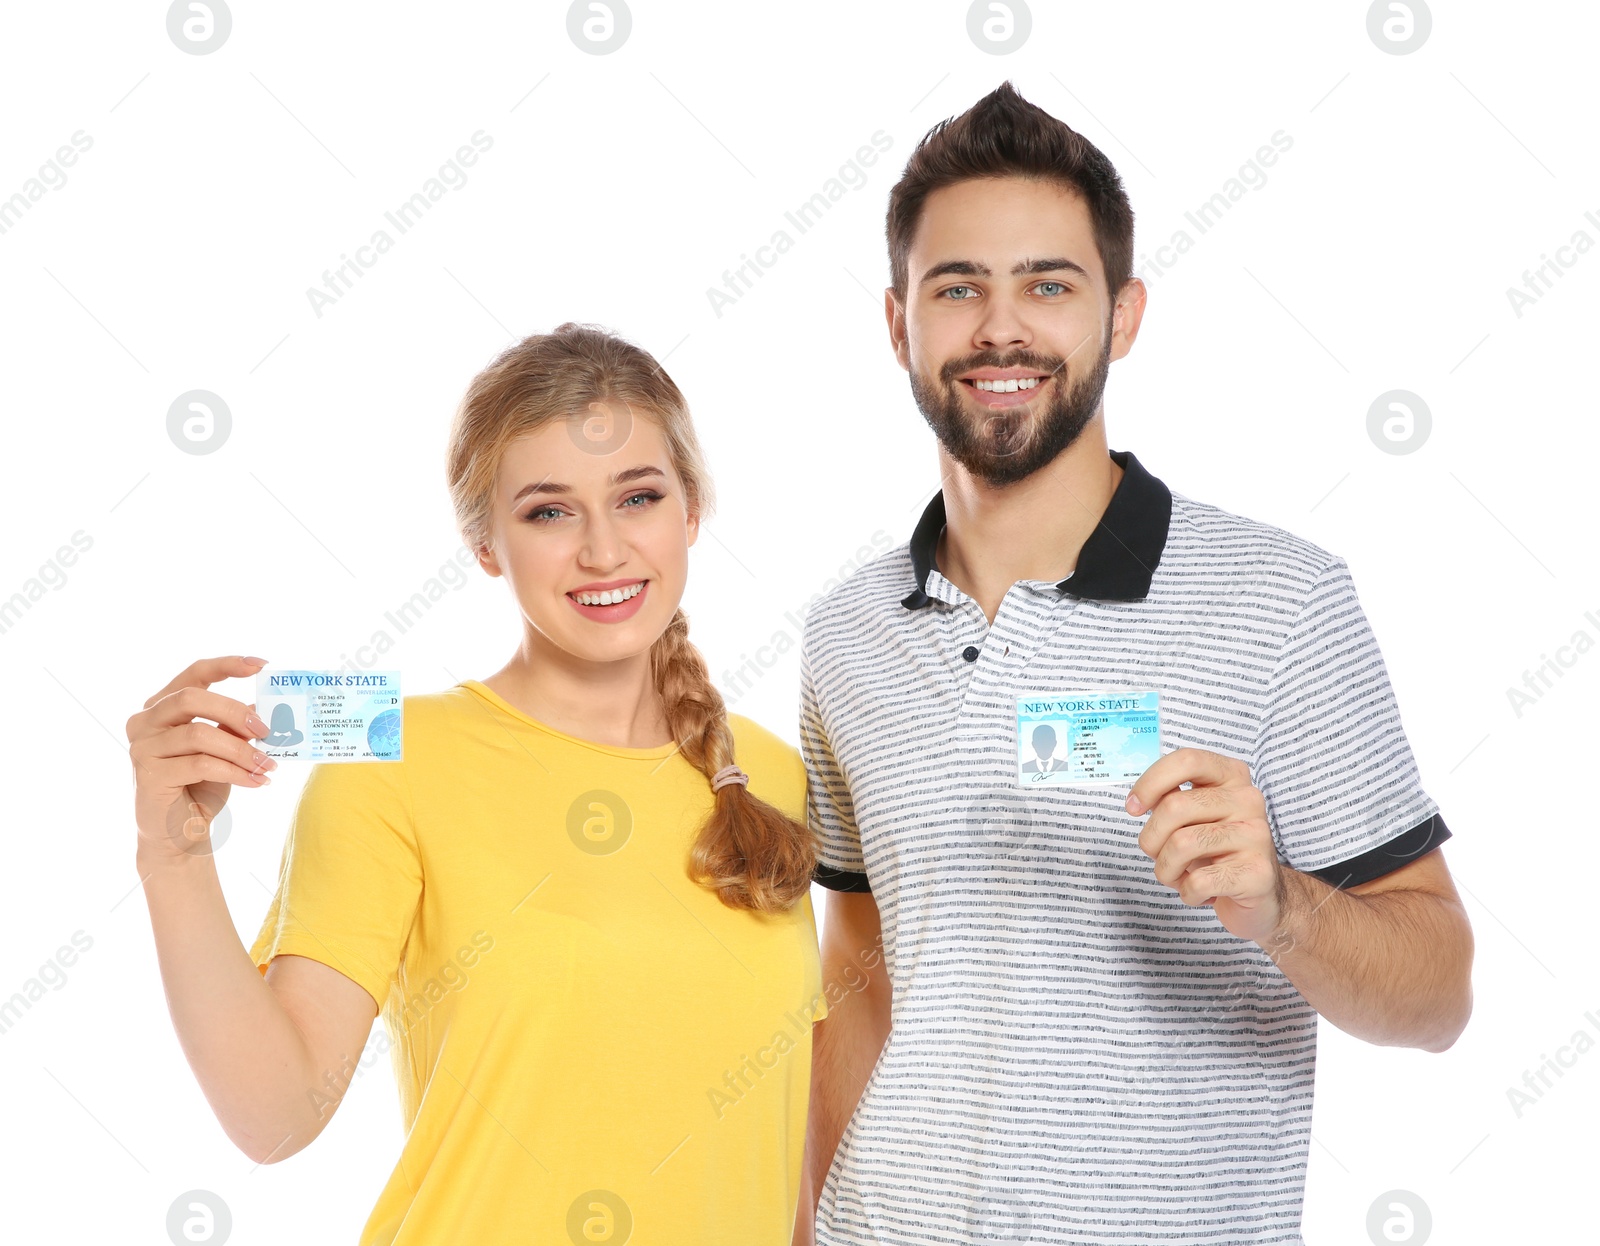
935;424;1123;625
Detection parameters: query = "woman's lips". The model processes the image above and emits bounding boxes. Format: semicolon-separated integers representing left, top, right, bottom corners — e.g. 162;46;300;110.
566;579;649;623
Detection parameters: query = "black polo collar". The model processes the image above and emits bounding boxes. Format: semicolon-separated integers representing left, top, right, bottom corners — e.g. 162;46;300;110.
901;449;1173;610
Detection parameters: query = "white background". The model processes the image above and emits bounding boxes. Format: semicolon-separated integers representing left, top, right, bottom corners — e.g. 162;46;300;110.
0;1;1594;1242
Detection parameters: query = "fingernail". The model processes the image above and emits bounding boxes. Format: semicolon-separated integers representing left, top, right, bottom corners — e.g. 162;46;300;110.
1125;793;1143;814
246;714;269;737
245;656;268;665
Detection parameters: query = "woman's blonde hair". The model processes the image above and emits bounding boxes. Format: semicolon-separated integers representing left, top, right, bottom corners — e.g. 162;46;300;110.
445;322;817;913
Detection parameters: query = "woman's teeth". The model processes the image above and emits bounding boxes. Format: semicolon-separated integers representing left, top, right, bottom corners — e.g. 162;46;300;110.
571;581;645;606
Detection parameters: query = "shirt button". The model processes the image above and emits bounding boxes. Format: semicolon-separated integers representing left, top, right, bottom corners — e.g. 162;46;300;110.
962;645;980;662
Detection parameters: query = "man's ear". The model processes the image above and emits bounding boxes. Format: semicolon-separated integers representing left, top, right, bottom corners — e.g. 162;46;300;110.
884;287;910;372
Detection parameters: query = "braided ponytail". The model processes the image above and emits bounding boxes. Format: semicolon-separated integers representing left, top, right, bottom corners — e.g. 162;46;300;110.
651;608;817;912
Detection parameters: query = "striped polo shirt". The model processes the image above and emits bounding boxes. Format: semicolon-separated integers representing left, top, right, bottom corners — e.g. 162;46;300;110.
801;448;1450;1246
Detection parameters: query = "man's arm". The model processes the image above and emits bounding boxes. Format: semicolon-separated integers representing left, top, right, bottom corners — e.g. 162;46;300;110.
1128;748;1474;1053
1263;845;1473;1052
793;890;892;1246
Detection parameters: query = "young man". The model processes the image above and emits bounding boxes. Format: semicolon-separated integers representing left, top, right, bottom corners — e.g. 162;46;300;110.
795;82;1472;1246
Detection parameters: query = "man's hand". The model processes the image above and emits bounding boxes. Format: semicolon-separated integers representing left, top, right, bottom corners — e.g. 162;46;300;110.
1126;747;1287;947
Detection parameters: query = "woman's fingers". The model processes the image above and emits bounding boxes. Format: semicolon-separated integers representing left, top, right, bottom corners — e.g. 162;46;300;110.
129;657;268;743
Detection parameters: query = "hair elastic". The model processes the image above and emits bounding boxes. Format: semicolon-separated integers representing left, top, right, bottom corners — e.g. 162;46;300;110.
711;764;749;792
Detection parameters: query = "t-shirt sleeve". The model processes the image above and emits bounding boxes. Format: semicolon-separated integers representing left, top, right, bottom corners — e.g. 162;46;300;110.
1251;557;1450;888
248;759;423;1012
799;626;871;893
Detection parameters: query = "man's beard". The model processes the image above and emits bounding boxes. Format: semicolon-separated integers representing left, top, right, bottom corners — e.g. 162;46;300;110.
908;322;1113;488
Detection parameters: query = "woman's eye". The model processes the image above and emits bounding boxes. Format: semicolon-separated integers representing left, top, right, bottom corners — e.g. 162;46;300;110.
523;491;662;523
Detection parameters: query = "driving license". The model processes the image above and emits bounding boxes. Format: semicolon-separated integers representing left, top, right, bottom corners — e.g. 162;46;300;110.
253;669;403;762
1015;690;1160;785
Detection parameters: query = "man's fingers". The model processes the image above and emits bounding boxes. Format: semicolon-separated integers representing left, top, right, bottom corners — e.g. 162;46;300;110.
1173;852;1275;909
1126;747;1250;817
1136;784;1235;857
1149;819;1253;887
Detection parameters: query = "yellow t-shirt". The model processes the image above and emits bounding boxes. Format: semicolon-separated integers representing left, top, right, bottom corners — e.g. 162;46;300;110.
249;678;827;1245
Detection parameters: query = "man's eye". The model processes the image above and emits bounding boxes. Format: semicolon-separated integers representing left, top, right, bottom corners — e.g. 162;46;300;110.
943;285;977;300
1035;281;1068;296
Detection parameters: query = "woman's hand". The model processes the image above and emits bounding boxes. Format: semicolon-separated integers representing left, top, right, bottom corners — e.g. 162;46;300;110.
127;655;277;863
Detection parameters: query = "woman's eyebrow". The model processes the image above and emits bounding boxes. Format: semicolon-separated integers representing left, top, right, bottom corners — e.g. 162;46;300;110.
511;464;666;504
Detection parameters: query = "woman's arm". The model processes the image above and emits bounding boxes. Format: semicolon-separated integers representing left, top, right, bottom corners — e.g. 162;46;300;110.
140;848;380;1164
130;656;386;1164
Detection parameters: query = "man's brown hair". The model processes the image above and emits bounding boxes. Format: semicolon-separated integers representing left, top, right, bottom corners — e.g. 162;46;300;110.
886;80;1136;306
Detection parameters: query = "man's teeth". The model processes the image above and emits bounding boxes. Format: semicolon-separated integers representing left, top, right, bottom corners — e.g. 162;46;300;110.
572;582;645;606
972;376;1043;392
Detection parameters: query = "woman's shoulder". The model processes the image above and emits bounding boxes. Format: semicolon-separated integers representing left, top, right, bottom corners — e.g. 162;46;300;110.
726;713;806;807
726;712;799;760
348;685;481;771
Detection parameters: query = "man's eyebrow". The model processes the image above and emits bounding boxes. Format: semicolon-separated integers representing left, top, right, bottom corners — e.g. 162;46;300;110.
511;464;666;504
918;256;1091;286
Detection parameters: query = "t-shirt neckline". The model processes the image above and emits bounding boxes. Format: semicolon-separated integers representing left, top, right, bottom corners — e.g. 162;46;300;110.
459;679;682;760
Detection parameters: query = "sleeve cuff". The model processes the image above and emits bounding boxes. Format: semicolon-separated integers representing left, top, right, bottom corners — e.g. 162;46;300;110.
1303;813;1452;889
812;863;873;893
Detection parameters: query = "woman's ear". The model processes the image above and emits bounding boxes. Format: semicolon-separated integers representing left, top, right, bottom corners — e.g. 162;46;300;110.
474;541;503;578
686;508;701;549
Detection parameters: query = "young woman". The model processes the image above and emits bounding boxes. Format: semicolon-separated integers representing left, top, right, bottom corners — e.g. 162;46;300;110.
128;323;828;1244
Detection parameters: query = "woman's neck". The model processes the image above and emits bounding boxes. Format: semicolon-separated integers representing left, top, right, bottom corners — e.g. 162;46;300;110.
480;641;673;750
